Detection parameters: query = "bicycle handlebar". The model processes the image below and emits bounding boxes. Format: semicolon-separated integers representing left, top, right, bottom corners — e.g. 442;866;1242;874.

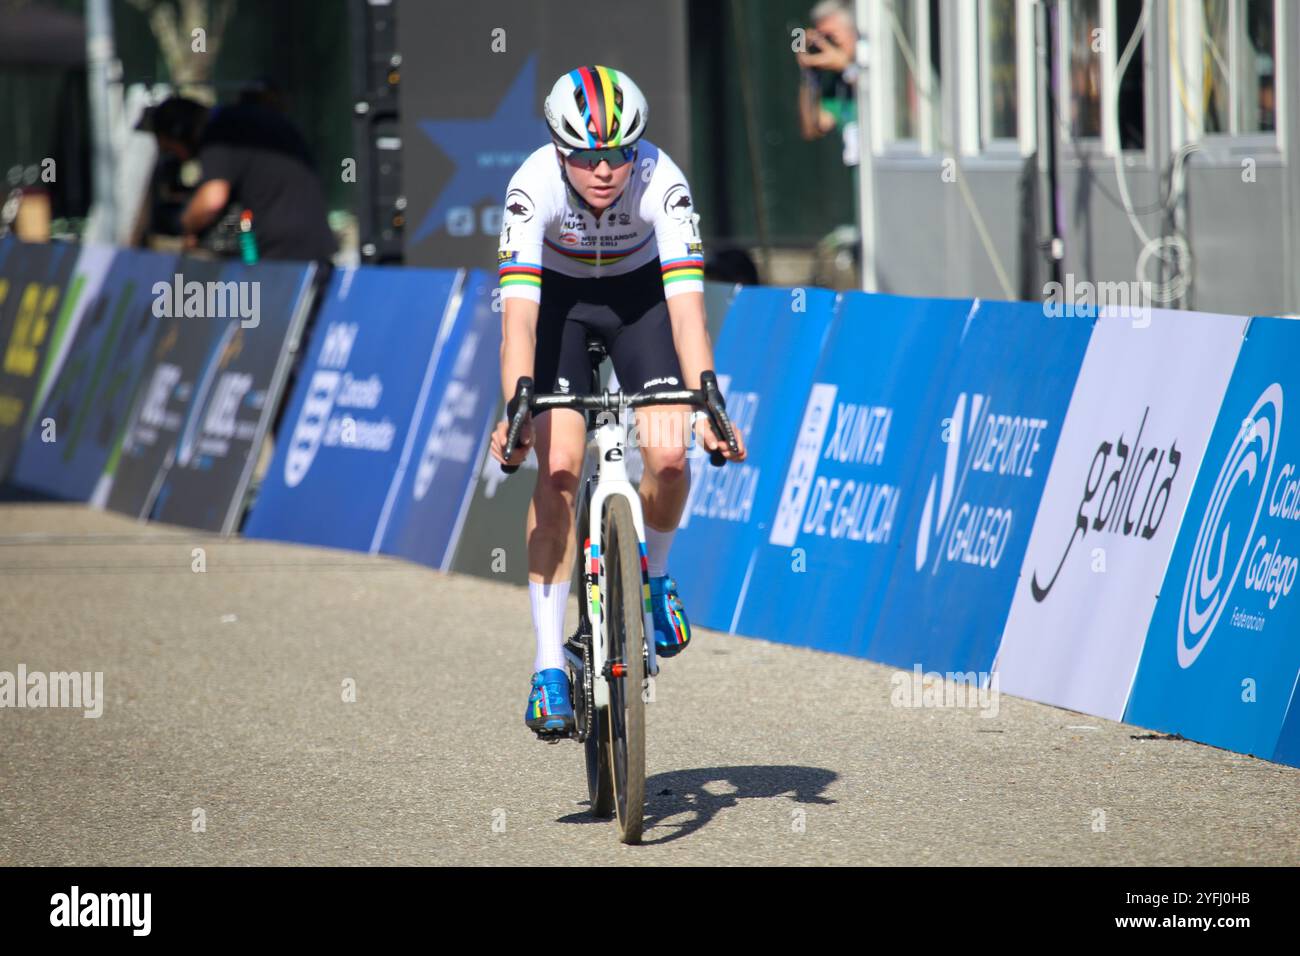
500;369;740;474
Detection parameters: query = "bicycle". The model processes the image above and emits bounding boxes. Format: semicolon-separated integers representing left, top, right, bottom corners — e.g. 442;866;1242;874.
500;334;740;844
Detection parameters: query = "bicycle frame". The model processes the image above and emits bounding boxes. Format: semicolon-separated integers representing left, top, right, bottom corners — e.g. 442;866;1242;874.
572;406;659;712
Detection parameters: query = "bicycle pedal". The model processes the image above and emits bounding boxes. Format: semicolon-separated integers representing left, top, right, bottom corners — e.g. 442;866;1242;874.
533;727;572;744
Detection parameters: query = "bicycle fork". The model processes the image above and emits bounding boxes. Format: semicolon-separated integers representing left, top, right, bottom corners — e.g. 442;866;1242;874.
575;418;659;712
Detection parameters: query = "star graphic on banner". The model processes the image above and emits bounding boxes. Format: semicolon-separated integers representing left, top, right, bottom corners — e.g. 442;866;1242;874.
411;54;551;244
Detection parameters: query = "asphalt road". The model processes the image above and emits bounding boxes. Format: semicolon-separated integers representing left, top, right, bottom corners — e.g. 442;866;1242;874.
1;504;1296;865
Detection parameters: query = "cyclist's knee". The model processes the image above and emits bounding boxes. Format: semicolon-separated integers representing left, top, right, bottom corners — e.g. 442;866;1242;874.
536;454;581;502
642;444;687;484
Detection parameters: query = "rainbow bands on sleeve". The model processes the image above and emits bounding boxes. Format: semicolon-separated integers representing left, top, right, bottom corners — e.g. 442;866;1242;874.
498;262;542;290
660;256;705;285
570;65;624;147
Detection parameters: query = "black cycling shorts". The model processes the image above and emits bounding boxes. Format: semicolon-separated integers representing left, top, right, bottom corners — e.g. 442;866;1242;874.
533;259;685;403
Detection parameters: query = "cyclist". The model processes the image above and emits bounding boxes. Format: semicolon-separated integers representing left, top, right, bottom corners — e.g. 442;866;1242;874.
487;66;748;735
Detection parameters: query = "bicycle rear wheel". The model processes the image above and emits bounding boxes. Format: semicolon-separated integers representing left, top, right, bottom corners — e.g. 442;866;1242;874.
580;644;614;818
603;495;646;844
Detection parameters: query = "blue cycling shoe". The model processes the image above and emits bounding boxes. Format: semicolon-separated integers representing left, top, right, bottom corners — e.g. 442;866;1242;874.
649;574;691;658
525;667;575;733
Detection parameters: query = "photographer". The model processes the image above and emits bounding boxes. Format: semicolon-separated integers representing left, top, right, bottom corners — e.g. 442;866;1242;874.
796;0;864;168
137;95;336;264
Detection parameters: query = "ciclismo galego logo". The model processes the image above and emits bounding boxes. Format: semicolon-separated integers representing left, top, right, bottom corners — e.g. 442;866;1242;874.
1178;383;1295;666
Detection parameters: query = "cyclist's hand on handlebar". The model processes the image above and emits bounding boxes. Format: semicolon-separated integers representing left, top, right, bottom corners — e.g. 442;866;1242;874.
490;415;534;467
692;417;747;462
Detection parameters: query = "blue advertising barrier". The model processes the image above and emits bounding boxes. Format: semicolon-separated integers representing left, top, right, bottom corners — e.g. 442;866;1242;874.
733;292;968;656
669;285;839;634
150;259;319;532
1273;697;1300;767
6;237;1296;769
378;270;502;570
11;248;177;501
0;238;80;479
105;258;231;519
864;299;1094;673
244;266;460;551
1125;316;1300;764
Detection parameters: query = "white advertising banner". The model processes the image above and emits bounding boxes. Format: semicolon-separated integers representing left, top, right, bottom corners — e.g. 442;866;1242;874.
994;308;1249;719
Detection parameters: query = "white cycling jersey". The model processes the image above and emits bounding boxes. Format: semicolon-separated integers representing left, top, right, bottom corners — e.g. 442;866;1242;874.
496;140;705;303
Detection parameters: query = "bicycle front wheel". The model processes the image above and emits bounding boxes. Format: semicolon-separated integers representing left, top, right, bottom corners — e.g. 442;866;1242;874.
602;495;646;844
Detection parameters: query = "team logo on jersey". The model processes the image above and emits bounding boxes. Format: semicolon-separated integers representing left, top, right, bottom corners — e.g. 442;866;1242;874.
504;188;534;223
679;213;703;246
560;232;579;245
498;247;516;262
663;184;693;222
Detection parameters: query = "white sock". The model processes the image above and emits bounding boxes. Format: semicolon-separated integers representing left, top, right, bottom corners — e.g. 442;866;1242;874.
530;580;570;673
644;524;676;577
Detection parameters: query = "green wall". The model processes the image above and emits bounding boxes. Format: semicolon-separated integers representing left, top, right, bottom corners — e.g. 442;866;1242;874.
689;0;857;249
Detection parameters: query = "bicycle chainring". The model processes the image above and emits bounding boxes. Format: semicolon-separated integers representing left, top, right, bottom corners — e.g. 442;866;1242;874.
566;628;594;743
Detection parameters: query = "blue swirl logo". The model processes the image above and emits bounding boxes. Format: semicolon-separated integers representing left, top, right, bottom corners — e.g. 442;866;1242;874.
1178;384;1282;667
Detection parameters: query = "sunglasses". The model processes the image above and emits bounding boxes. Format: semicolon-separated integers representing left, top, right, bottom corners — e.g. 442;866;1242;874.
564;145;637;170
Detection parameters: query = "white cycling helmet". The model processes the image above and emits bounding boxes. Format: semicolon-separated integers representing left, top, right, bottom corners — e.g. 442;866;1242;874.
543;65;648;152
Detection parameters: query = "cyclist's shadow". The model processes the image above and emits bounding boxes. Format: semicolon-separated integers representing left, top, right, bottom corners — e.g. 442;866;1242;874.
560;765;838;844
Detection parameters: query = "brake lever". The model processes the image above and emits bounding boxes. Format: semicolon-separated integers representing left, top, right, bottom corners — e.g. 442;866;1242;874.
500;376;534;475
699;370;739;468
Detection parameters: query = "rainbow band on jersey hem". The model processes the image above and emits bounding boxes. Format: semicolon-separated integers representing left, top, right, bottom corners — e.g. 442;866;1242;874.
661;256;705;284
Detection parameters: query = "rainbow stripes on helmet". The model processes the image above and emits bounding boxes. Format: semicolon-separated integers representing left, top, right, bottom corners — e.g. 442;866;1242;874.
569;66;627;147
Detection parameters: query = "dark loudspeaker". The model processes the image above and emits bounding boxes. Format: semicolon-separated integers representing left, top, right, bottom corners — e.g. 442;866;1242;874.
349;0;403;263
